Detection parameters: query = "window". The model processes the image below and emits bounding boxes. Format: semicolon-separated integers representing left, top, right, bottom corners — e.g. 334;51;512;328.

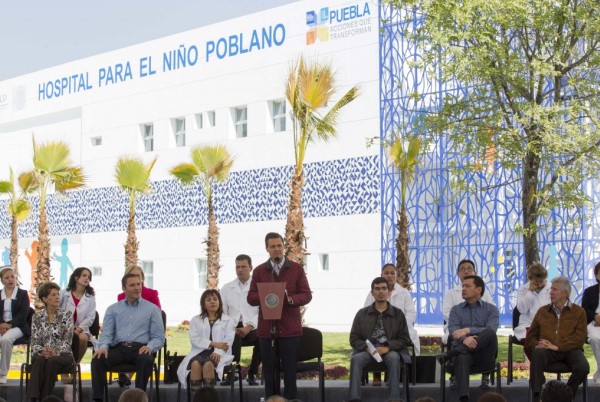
174;118;185;147
320;253;329;271
90;136;102;146
92;266;102;276
272;100;286;132
196;258;207;289
141;260;154;288
234;107;247;138
207;111;216;127
142;124;153;152
195;113;204;129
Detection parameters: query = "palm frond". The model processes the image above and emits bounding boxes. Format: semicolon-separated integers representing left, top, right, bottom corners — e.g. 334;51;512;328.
114;156;156;193
33;140;72;173
170;163;200;184
9;199;31;221
55;167;86;192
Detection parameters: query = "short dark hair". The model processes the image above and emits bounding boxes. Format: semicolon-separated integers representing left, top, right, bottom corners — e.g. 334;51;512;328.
193;387;220;402
37;282;60;305
541;380;572;402
457;259;476;273
381;263;395;272
476;392;507;402
117;388;149;402
235;254;252;267
371;276;390;291
594;261;600;284
463;275;485;296
121;273;141;289
200;289;223;320
264;232;284;248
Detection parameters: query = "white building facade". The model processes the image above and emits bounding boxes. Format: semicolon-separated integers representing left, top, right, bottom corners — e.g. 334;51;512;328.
0;0;380;330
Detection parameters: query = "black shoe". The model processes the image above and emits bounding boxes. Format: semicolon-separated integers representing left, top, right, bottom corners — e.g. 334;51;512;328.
435;352;448;365
479;376;490;389
449;375;457;390
247;374;259;386
117;373;131;387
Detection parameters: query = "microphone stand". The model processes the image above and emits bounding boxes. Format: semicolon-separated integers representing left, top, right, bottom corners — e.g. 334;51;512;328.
270;319;280;396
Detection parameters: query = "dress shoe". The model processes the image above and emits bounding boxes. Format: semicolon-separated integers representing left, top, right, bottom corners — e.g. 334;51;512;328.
479;376;490;389
117;373;131;387
247;374;259;386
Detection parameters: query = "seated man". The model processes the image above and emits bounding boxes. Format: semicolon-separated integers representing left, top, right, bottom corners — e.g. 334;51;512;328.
348;277;411;402
526;276;589;402
91;273;165;402
436;275;499;402
514;263;551;340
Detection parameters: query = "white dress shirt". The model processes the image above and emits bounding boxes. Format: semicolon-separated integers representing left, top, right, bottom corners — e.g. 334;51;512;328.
220;277;258;328
514;281;551;339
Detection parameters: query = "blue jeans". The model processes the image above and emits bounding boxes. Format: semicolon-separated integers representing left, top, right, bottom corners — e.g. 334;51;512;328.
349;350;401;401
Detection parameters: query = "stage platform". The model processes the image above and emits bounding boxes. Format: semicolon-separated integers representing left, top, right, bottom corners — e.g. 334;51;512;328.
0;378;594;402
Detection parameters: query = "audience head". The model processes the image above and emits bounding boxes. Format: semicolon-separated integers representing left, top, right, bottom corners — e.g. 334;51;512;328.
550;276;571;303
192;387;220;402
457;259;476;280
0;265;16;289
117;388;149;402
200;288;223;319
477;391;507;402
541;380;572;402
463;275;485;298
415;397;436;402
67;266;95;295
37;281;60;307
265;396;288;402
371;276;390;291
40;396;64;402
594;260;600;284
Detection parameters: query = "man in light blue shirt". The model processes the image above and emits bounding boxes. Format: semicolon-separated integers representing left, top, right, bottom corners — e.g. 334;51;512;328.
436;275;499;402
91;273;165;401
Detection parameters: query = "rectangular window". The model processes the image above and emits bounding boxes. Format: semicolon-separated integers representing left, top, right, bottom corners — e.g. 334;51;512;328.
234;107;247;138
320;253;329;271
272;100;286;132
196;113;203;129
174;118;186;147
90;136;102;146
141;260;154;288
207;111;216;127
92;266;102;276
196;258;208;289
142;124;154;152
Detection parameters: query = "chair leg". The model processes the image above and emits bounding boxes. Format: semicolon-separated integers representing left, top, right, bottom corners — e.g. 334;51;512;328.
440;360;446;402
508;338;513;385
583;377;588;402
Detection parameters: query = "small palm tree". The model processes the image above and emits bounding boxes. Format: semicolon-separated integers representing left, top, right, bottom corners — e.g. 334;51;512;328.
0;168;33;279
19;138;85;292
170;145;233;289
114;156;157;269
285;56;359;263
388;135;422;290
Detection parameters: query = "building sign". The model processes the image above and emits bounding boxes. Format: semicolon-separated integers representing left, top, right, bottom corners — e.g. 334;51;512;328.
306;2;372;45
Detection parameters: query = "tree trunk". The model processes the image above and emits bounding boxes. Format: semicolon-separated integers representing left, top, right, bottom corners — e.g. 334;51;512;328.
34;205;51;308
395;205;412;290
125;207;139;269
9;215;22;285
285;171;306;264
522;150;541;267
206;196;220;289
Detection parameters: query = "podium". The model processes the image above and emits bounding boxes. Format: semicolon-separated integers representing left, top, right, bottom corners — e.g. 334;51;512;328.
257;282;286;395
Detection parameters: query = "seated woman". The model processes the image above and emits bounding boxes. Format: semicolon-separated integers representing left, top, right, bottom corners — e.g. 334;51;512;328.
0;265;30;384
514;263;550;340
27;282;74;402
60;266;97;362
582;261;600;383
177;289;235;394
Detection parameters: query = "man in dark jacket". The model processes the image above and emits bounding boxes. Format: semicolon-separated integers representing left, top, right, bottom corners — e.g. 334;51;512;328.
348;276;411;402
526;276;589;402
247;232;312;400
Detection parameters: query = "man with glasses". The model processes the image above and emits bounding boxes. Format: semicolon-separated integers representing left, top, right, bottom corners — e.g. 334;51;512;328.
442;259;493;389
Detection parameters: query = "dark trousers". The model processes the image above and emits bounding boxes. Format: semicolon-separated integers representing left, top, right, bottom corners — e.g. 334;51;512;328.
232;324;261;376
450;328;497;399
27;353;74;400
91;345;154;400
530;347;589;397
259;336;300;399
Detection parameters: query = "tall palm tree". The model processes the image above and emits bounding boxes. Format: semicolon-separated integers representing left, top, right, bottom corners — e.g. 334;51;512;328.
388;136;421;290
114;156;157;269
284;56;359;263
0;167;33;279
170;145;233;289
19;138;85;293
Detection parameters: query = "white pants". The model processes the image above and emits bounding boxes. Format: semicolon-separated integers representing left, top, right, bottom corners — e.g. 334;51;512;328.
0;327;24;376
587;321;600;373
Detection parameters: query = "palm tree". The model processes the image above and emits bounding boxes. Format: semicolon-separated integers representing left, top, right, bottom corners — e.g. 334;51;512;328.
19;138;85;293
170;145;233;289
388;136;421;290
114;156;157;269
0;167;33;279
284;56;359;263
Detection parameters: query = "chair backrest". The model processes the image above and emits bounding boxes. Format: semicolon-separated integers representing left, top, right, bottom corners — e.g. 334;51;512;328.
297;327;322;362
90;311;100;337
512;306;521;330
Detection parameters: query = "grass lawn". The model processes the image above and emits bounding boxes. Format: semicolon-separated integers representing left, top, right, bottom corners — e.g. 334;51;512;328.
9;330;597;381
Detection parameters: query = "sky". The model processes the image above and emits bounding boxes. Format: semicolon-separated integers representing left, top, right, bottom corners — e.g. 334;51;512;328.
0;0;298;81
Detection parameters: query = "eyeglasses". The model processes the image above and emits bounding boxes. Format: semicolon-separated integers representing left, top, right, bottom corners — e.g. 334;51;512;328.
459;267;475;273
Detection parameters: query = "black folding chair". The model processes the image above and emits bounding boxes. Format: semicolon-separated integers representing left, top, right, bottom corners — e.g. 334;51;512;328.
507;306;524;384
527;362;588;402
295;327;325;402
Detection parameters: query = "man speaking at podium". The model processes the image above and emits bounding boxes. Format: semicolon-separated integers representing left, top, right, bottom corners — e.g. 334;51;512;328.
248;232;312;400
